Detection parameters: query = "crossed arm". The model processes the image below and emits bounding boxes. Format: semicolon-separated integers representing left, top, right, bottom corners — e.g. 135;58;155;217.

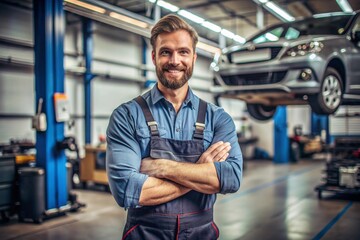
107;105;242;209
138;141;231;206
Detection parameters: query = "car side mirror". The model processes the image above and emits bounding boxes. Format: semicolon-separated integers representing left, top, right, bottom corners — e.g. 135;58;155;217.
352;30;360;42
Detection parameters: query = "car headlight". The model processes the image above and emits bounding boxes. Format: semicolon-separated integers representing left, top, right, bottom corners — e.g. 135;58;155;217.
285;41;324;57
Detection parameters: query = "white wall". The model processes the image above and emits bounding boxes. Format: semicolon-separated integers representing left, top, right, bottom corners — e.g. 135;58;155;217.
0;3;35;142
287;105;311;136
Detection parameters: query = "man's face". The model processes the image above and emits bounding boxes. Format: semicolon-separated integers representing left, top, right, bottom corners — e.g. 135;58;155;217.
152;30;197;90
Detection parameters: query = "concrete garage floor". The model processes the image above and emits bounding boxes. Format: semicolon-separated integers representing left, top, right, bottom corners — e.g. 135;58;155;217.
1;160;360;240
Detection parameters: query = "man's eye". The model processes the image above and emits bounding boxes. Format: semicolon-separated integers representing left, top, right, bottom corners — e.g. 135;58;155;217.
160;51;169;55
180;51;189;55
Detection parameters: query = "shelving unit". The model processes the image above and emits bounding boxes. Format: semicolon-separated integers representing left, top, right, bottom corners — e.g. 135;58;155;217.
315;137;360;199
0;155;16;221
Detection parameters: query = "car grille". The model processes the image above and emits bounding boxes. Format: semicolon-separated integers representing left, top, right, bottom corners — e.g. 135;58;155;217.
228;47;283;64
222;71;287;86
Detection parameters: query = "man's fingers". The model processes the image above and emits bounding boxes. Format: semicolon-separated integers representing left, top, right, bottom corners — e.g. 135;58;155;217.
218;153;229;162
206;141;224;153
210;142;231;158
198;141;223;163
214;145;231;162
198;142;231;163
206;142;229;156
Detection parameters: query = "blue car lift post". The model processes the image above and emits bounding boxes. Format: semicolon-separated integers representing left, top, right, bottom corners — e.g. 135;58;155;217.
274;106;289;164
83;17;94;145
33;0;68;217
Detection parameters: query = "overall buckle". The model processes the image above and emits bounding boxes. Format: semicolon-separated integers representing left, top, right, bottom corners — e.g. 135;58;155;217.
148;121;159;136
194;122;205;140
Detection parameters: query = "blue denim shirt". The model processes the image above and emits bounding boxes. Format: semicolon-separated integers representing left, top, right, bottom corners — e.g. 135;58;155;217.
106;84;243;209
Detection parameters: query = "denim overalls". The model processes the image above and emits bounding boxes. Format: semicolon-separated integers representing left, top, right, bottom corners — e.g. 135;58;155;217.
122;96;219;240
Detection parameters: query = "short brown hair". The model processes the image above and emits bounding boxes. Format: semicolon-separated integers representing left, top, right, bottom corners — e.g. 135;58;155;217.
150;14;198;52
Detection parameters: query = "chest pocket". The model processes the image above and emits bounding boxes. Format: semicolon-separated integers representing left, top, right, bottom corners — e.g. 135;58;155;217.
135;127;167;158
203;130;214;150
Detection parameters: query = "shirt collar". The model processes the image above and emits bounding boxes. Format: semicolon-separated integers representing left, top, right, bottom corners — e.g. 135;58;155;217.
184;88;196;109
150;83;196;109
150;83;164;105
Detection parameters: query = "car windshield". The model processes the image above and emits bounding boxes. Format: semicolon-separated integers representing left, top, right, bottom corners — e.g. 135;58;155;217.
249;15;353;44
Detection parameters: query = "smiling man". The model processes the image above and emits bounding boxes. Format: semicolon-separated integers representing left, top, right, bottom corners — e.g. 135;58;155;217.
106;14;243;240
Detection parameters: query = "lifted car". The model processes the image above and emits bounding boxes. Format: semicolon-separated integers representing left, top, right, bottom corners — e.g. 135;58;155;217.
211;12;360;121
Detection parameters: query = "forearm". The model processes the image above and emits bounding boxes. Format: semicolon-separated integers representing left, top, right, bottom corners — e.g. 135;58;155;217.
139;176;191;206
160;161;220;194
139;142;231;195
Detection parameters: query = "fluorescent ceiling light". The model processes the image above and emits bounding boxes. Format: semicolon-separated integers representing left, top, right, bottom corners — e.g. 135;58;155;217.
148;0;245;46
64;0;106;13
202;21;221;33
258;0;269;3
336;0;353;13
178;10;204;24
314;12;349;18
109;12;149;28
233;35;246;44
197;42;221;54
157;1;179;12
265;2;295;22
221;29;235;39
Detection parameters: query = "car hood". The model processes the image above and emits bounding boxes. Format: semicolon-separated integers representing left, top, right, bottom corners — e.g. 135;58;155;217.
224;35;343;53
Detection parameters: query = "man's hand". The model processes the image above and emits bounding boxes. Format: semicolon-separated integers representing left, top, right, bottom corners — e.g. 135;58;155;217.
197;141;231;164
140;141;231;194
140;141;231;177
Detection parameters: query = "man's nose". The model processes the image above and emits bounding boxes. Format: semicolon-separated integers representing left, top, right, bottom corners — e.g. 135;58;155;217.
169;52;180;65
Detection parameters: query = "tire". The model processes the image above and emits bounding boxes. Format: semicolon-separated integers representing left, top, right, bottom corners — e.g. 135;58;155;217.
247;103;277;121
309;67;343;115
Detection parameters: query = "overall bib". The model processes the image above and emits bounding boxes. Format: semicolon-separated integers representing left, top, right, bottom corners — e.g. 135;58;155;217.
122;96;219;240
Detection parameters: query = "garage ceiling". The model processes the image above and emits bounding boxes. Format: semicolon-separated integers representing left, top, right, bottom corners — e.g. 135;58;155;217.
3;0;360;46
105;0;360;44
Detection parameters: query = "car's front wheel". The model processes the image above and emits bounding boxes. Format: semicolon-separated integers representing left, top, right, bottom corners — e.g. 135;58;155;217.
309;67;343;115
247;103;277;121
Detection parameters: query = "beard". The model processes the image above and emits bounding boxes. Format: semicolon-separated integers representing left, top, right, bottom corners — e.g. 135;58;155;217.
156;62;194;90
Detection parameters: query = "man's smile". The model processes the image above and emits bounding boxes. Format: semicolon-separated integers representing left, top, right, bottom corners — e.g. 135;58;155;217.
164;68;184;77
167;70;181;73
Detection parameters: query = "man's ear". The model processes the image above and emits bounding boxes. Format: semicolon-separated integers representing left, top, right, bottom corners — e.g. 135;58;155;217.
193;52;197;65
151;50;156;65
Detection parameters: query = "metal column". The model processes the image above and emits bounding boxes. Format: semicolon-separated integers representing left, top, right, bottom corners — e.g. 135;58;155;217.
141;37;147;79
33;0;67;209
82;18;94;144
274;106;289;163
256;6;264;29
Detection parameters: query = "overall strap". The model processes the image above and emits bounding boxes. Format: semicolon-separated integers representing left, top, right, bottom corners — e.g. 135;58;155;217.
134;96;159;137
193;99;207;140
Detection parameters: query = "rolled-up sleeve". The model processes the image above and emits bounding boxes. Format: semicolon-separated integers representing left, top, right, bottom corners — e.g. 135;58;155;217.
106;105;148;209
212;109;243;194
